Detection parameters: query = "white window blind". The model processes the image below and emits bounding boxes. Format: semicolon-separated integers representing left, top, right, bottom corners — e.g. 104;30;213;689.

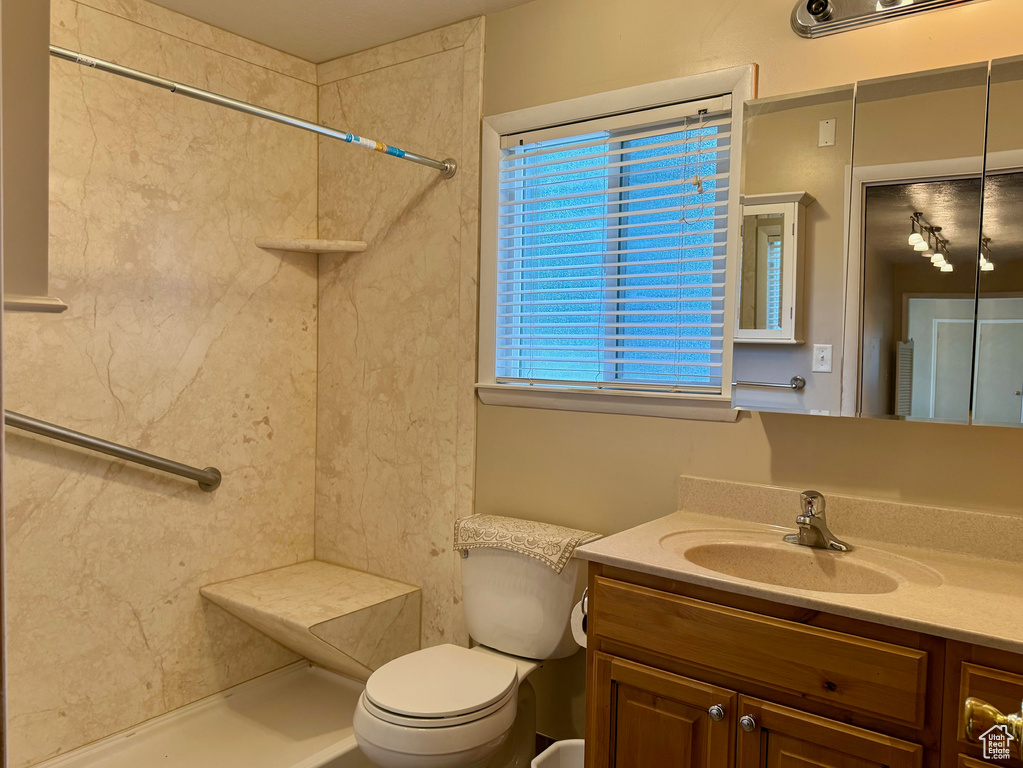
495;96;732;394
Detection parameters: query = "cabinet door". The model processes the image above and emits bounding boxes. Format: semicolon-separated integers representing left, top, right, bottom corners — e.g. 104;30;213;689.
735;696;922;768
587;652;735;768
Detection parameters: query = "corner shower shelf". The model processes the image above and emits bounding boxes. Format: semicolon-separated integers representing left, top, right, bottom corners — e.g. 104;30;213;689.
201;560;420;680
255;237;368;255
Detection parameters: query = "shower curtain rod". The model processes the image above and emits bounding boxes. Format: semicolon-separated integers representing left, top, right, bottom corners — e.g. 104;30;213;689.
49;45;457;178
5;410;222;492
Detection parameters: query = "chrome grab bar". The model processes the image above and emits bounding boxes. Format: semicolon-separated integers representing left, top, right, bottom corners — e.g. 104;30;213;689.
732;376;806;391
5;410;222;492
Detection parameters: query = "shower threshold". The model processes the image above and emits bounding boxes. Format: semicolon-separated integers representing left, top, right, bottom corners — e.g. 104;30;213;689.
31;662;374;768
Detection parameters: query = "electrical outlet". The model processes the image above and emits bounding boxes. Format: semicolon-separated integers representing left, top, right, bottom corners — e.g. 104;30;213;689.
812;344;833;373
818;118;836;148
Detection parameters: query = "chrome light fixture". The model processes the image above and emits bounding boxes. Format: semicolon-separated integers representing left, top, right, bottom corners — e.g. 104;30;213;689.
792;0;988;38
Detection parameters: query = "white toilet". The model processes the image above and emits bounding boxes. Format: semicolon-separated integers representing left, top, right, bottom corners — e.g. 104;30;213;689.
353;543;587;768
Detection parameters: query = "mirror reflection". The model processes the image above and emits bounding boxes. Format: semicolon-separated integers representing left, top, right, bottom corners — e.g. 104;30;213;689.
852;64;989;422
740;211;786;332
975;56;1023;427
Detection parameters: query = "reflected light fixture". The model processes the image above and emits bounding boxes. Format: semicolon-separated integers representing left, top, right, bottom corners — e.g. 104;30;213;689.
908;213;925;246
981;236;995;272
941;263;954;272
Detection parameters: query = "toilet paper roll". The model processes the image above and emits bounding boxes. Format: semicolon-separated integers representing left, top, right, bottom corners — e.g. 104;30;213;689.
571;600;587;649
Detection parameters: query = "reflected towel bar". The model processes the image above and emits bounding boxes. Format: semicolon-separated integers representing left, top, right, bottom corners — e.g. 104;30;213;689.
48;45;456;178
733;376;806;391
4;410;222;491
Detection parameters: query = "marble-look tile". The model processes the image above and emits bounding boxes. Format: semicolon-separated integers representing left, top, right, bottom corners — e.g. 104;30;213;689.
676;475;1023;563
202;561;422;680
66;0;317;83
315;20;484;650
316;18;480;86
52;0;318;120
3;2;318;766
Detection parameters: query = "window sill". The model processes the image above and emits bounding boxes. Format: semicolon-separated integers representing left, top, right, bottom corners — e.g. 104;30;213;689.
475;384;739;422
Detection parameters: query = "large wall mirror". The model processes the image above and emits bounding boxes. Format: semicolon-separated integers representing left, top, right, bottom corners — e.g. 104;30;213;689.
975;55;1023;427
848;64;989;424
733;86;854;415
740;58;1023;428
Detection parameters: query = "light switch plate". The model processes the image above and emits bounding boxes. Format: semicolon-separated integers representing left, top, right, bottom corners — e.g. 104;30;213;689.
819;118;836;148
812;344;833;373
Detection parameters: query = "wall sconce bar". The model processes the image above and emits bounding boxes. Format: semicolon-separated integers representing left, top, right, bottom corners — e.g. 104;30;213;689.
792;0;987;39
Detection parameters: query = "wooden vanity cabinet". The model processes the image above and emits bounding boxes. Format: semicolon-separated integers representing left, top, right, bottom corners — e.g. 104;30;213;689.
942;643;1023;768
585;564;958;768
590;653;736;768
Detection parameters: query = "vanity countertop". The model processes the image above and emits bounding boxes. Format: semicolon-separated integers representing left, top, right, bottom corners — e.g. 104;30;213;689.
575;478;1023;655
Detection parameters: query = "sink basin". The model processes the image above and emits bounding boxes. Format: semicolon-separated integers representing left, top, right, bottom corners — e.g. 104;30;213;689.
660;528;942;595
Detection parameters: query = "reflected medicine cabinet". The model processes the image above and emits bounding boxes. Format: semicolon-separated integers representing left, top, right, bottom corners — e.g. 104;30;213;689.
735;192;813;345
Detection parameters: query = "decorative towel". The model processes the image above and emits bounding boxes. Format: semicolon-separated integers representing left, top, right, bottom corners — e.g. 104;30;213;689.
453;514;601;574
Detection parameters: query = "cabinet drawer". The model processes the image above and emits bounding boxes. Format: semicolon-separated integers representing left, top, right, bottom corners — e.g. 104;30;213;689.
955;663;1023;763
591;577;929;727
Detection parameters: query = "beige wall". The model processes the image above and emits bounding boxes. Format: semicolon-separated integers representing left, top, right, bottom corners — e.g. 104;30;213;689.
314;20;484;650
4;1;320;765
484;0;1023;114
478;0;1023;537
481;4;1023;736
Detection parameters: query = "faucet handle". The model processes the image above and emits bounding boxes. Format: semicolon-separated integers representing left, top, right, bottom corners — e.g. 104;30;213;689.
799;490;826;518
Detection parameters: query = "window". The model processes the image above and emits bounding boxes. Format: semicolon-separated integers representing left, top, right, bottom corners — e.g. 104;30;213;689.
479;69;753;419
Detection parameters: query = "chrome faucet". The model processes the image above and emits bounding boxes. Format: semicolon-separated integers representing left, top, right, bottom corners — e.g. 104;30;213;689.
783;490;852;552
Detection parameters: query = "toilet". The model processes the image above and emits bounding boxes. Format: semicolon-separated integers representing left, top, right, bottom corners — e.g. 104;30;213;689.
353;531;590;768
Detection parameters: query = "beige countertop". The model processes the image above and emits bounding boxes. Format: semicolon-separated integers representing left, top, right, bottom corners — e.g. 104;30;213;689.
575;477;1023;655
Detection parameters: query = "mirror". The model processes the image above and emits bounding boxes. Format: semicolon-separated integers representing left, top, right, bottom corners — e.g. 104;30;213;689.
733;86;853;415
848;64;990;423
737;193;813;343
741;210;786;332
975;56;1023;427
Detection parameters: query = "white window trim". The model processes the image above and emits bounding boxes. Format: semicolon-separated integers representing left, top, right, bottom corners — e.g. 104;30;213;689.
477;65;756;421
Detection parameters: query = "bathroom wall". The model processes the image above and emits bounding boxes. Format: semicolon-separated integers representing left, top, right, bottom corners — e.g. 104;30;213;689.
3;1;319;765
314;20;484;649
476;0;1023;537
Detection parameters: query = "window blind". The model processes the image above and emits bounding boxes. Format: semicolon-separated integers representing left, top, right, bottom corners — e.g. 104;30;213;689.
494;96;732;394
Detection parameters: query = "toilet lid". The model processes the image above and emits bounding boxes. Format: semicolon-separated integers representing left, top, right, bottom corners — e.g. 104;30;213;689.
365;644;518;718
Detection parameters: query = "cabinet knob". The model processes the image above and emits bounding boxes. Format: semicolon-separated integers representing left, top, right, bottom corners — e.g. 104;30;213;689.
964;697;1022;759
708;704;726;722
739;714;757;733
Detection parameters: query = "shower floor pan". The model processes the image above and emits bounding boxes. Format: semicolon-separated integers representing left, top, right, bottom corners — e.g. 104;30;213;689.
34;662;375;768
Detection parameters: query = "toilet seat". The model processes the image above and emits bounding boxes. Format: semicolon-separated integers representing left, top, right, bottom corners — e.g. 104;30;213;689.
354;644;523;764
354;689;518;758
362;684;516;728
365;644;519;719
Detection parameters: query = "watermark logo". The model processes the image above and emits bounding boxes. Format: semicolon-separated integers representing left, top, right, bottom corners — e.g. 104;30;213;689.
980;724;1016;761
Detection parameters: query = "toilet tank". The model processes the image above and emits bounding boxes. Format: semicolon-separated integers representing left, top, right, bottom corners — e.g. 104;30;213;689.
461;547;586;660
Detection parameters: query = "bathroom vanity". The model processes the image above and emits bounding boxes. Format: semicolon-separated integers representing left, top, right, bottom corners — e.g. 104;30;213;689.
577;479;1023;768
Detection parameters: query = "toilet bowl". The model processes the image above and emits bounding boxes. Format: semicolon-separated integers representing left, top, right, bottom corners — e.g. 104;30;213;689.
353;522;593;768
353;644;522;768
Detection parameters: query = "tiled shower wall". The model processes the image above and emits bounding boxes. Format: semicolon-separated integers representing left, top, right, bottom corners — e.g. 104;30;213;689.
314;19;484;649
4;1;319;765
